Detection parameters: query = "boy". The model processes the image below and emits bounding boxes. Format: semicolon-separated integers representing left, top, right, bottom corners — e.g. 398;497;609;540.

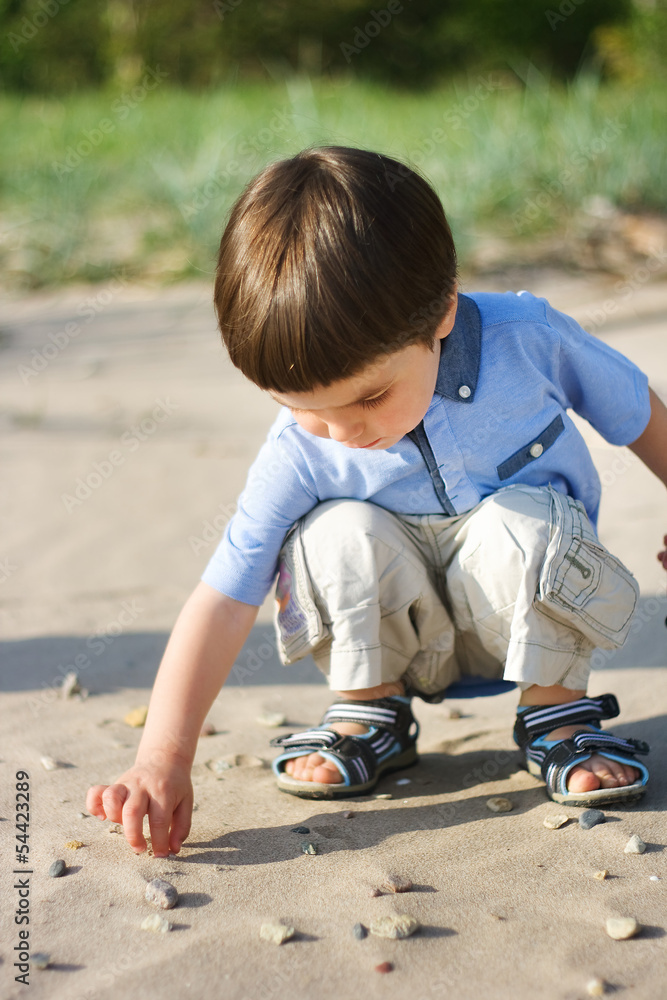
87;146;667;858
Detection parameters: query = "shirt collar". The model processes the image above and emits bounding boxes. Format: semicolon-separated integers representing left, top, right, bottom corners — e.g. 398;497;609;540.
434;293;482;403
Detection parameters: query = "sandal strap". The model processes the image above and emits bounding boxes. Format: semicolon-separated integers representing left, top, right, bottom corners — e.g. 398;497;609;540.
542;731;649;777
513;693;620;749
270;729;396;786
320;697;417;744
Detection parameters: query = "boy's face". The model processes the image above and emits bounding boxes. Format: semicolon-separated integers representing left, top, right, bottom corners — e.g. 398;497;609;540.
270;294;458;450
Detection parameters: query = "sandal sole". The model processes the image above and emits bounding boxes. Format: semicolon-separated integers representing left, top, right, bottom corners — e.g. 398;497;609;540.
275;745;419;799
526;759;647;807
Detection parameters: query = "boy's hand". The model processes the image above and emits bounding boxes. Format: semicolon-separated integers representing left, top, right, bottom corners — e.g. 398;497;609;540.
86;755;193;858
658;534;667;571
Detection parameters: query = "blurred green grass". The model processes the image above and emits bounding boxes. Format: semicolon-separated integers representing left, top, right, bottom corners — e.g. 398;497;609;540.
1;73;665;289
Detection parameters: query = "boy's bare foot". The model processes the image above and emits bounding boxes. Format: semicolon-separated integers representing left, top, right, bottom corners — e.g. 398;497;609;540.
519;683;640;794
544;724;639;792
282;680;405;785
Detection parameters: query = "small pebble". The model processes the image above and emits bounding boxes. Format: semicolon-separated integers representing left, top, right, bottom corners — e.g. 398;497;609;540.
64;840;84;850
543;814;569;830
109;823;123;834
605;916;641;940
200;721;216;736
40;755;60;771
141;913;172;933
352;922;367;940
342;810;354;819
586;977;606;997
579;809;605;830
624;834;646;854
76;811;88;819
256;711;287;728
593;870;609;881
145;878;179;910
649;875;660;882
124;706;148;727
48;859;67;878
382;874;413;894
370;913;420;939
300;841;317;855
369;887;382;897
291;826;310;834
395;778;411;785
61;671;82;699
260;921;295;945
375;962;394;974
207;758;232;773
486;797;513;813
374;793;392;800
33;953;51;970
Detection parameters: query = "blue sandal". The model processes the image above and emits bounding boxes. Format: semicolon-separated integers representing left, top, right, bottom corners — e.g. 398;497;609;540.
514;694;649;806
270;696;419;799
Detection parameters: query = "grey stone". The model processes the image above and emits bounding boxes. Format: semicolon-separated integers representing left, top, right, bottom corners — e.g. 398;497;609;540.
370;913;420;939
352;922;367;940
291;826;310;834
624;834;647;854
33;953;50;970
579;809;605;830
48;859;67;878
145;877;178;910
486;797;513;813
300;841;317;855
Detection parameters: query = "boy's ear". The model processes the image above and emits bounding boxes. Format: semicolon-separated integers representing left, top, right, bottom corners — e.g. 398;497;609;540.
434;287;458;341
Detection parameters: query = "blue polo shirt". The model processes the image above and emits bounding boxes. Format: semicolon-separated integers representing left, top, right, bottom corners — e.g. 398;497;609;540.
201;291;650;605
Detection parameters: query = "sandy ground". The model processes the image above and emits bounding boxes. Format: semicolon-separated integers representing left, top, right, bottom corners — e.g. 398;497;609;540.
1;270;666;1000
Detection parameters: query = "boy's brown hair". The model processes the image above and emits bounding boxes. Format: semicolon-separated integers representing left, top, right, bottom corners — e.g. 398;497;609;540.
214;145;457;393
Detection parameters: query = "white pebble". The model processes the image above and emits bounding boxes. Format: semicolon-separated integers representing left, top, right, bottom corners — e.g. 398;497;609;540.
260;921;295;944
256;712;287;728
141;913;172;933
586;977;605;996
605;917;641;940
543;814;569;829
649;875;660;882
395;778;411;785
624;834;646;854
40;755;60;771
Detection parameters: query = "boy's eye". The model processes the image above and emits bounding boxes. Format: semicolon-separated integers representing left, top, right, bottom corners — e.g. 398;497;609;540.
360;391;390;410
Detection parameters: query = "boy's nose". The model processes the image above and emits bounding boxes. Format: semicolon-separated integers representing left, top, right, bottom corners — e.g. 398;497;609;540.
326;418;364;444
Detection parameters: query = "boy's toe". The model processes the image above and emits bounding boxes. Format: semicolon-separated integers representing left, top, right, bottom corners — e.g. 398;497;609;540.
283;752;343;783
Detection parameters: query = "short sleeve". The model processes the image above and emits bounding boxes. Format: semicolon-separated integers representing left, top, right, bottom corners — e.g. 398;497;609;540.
201;427;318;605
544;300;651;446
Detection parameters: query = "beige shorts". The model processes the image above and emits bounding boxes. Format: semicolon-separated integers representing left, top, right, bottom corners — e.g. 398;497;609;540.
273;484;639;698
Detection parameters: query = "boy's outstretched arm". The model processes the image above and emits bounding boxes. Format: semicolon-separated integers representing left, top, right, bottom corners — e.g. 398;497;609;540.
628;386;667;570
86;582;259;857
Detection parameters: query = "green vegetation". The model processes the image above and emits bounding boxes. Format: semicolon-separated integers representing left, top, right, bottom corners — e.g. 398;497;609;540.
1;73;665;288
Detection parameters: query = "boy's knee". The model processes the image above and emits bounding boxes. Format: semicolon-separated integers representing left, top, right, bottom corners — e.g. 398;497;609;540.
301;499;389;546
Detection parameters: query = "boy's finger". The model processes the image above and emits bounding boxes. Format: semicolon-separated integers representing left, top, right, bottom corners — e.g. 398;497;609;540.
168;797;193;854
147;801;174;858
121;790;150;854
100;783;130;824
86;785;109;819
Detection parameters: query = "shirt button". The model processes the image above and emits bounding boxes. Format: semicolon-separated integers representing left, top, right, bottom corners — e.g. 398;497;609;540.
530;442;544;458
458;385;471;399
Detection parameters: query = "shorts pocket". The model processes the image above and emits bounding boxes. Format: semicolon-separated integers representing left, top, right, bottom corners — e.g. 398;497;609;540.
497;415;564;482
536;488;638;649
